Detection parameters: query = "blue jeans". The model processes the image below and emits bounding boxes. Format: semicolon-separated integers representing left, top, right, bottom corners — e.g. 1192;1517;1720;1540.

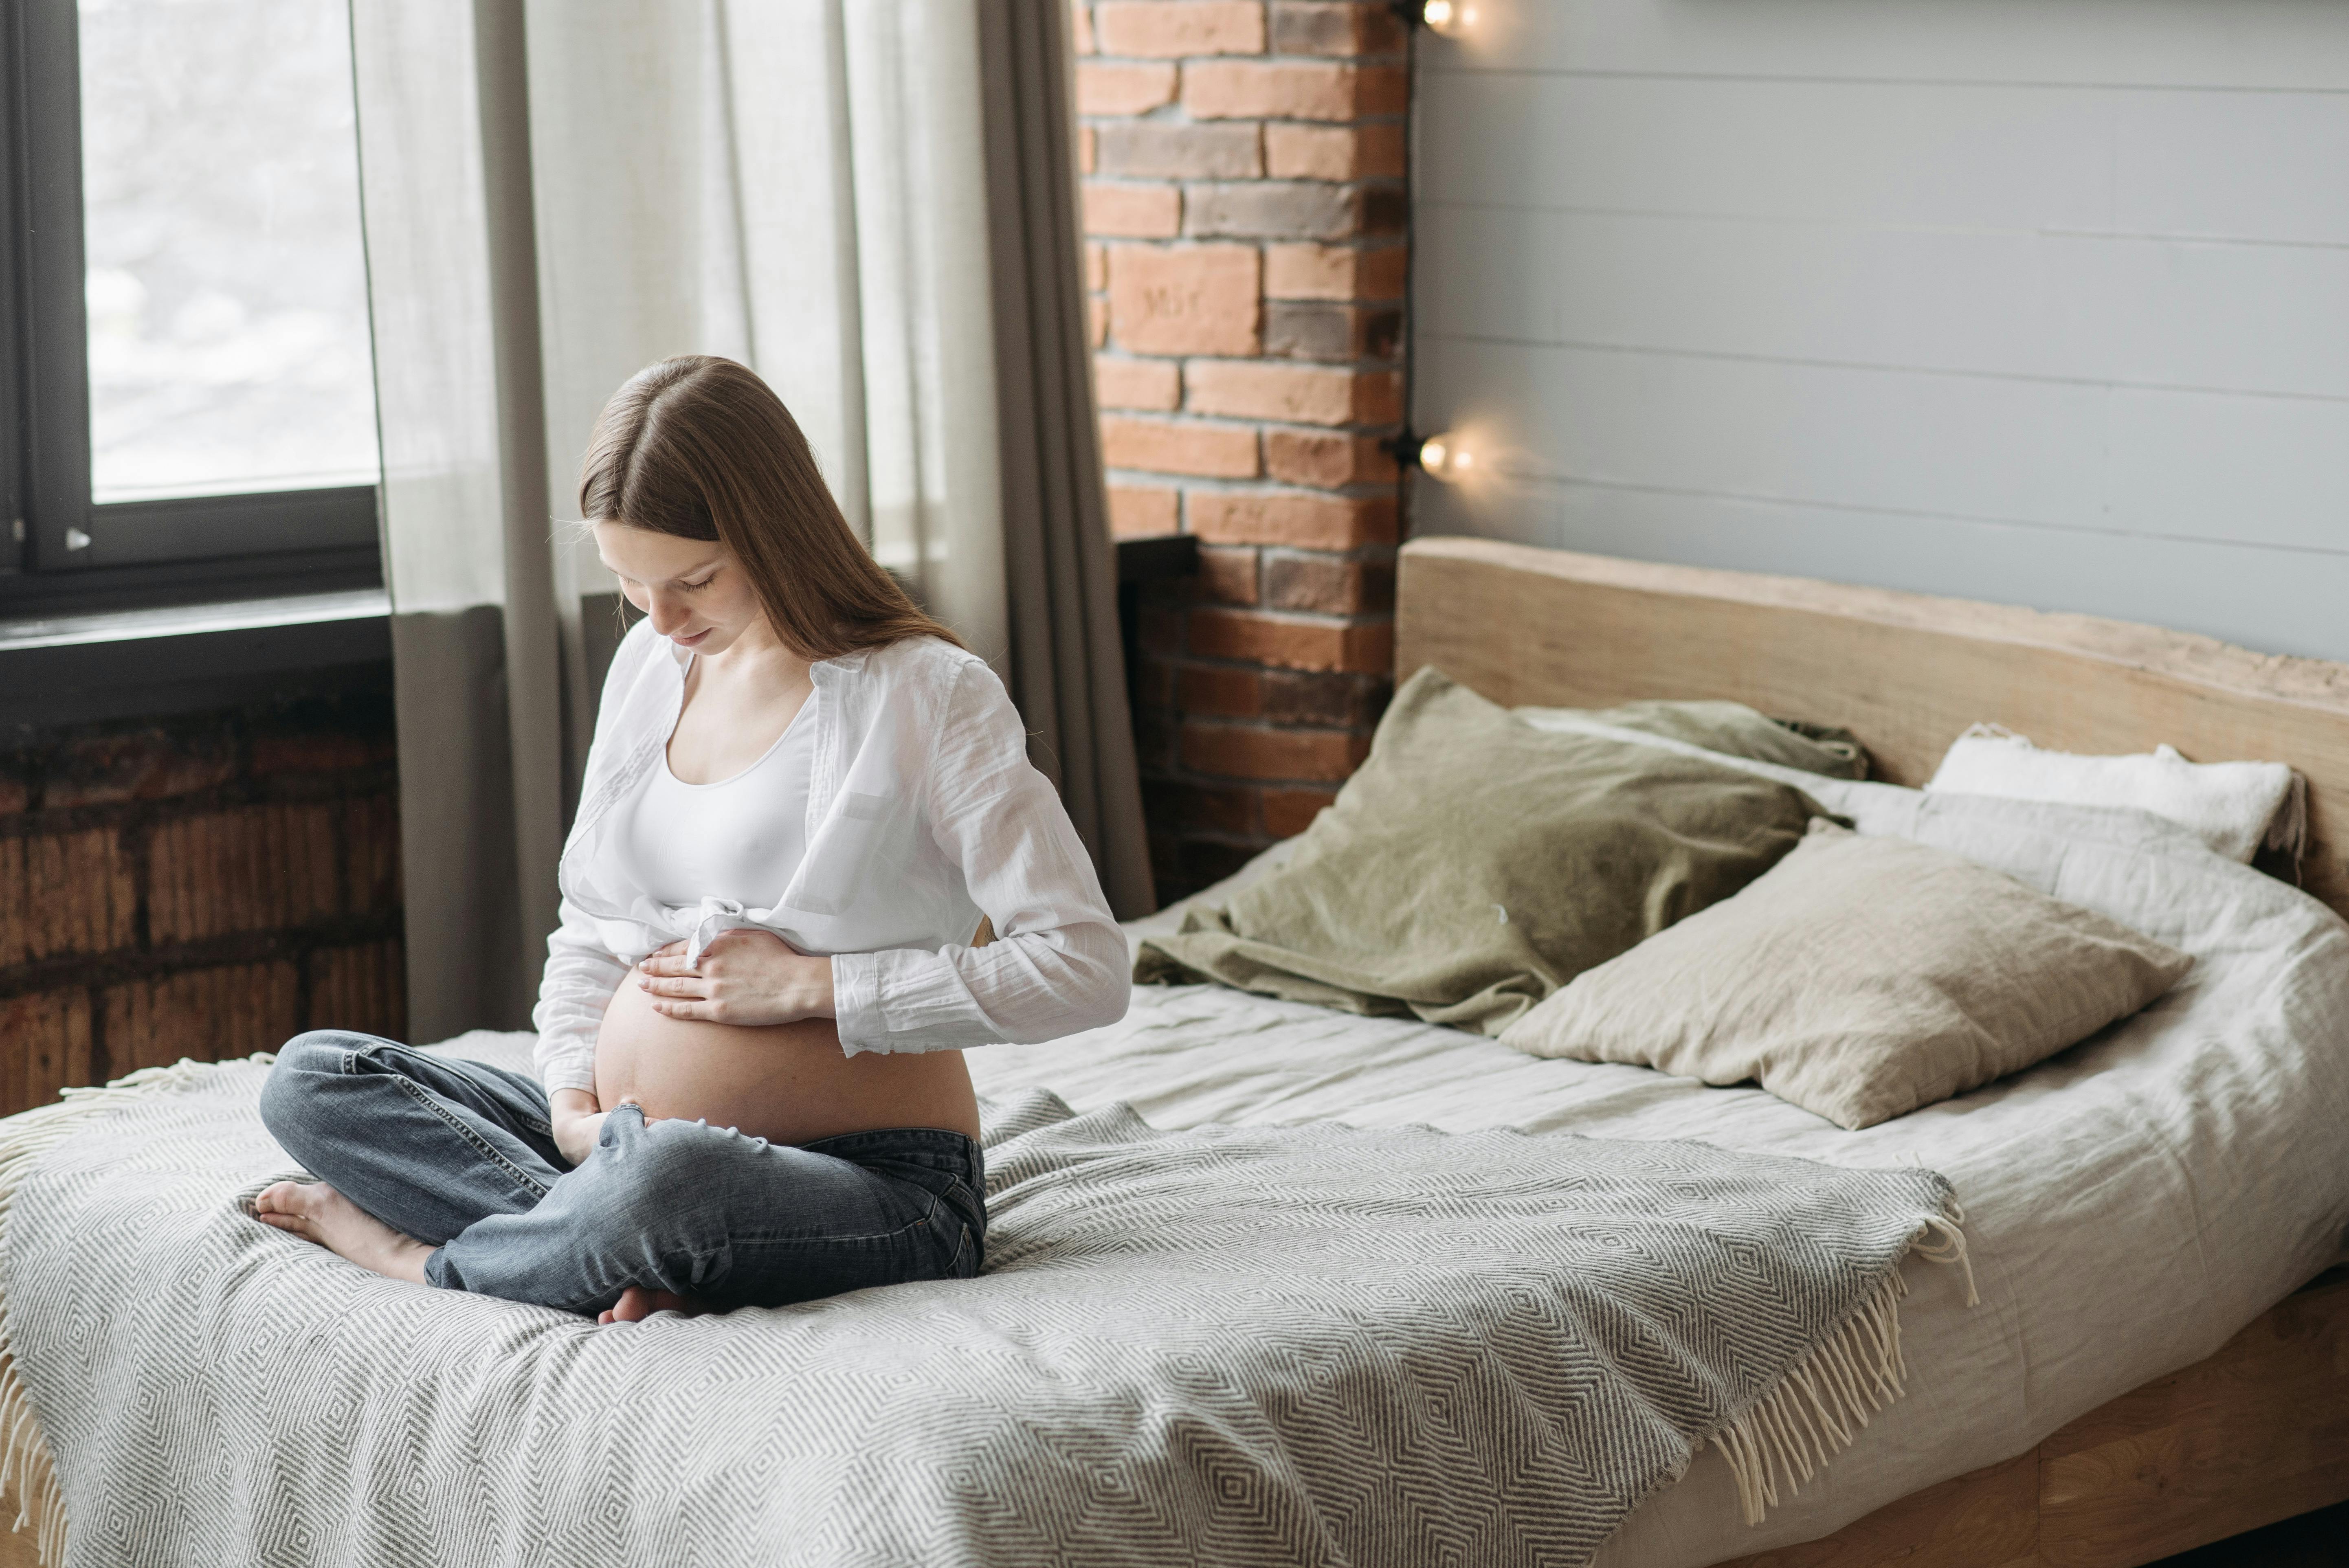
257;1032;985;1316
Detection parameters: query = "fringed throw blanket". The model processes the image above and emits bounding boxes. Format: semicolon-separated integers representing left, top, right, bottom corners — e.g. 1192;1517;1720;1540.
0;1057;1969;1568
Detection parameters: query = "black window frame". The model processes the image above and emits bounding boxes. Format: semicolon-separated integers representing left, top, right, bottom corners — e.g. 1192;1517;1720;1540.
0;0;382;619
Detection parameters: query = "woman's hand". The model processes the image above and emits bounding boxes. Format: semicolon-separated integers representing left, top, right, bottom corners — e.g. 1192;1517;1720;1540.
635;930;836;1026
550;1087;608;1166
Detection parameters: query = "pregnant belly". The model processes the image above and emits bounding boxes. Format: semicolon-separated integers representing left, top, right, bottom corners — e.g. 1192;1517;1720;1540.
593;977;980;1145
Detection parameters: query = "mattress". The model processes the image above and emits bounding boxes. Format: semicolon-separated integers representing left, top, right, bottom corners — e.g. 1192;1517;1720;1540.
953;769;2349;1568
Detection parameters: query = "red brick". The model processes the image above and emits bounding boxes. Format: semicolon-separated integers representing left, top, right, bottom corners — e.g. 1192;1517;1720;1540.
1181;721;1370;781
1189;607;1393;672
1262;787;1338;838
1094;355;1180;410
1264;123;1405;180
344;793;402;914
1139;605;1187;657
1271;2;1404;56
0;770;29;817
251;731;396;775
2;828;136;964
308;940;407;1041
1195;544;1261;604
45;730;235;807
1072;0;1096;53
1109;244;1260;356
1185;360;1401;425
1144;778;1261;837
1097;2;1266;56
1079;124;1098;175
148;803;341;944
1184;182;1373;241
1109;485;1182;538
1103;417;1260;479
1085;242;1109;293
1077;60;1177;114
1265;669;1389;727
1089;295;1110;347
1263;551;1395;614
1136;654;1178;707
102;961;299;1074
1264;429;1398;488
0;990;94;1116
1180;663;1265;716
1095;122;1261;180
1188;490;1397;549
1181;60;1405;121
1084;183;1183;238
1264;300;1401;361
1265;242;1406;301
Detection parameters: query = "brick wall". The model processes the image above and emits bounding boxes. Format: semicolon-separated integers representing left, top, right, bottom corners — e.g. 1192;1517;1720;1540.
0;685;404;1116
1076;0;1409;903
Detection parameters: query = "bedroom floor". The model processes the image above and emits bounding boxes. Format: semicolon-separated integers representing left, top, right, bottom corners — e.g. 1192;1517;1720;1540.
2153;1501;2349;1566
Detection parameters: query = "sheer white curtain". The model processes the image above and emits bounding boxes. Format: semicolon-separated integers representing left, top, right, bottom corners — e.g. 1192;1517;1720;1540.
351;0;1147;1038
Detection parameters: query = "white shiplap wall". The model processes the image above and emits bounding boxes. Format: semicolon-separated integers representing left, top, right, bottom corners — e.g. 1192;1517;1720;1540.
1409;0;2349;661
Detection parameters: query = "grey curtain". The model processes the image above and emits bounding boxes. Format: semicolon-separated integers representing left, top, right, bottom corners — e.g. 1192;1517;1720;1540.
349;0;561;1038
352;0;1154;1039
978;0;1154;919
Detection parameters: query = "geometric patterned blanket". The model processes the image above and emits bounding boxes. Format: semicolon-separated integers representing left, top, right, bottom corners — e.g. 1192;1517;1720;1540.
0;1057;1964;1568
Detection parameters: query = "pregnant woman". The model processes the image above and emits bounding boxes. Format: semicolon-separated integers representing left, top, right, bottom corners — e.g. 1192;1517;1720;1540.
253;354;1129;1322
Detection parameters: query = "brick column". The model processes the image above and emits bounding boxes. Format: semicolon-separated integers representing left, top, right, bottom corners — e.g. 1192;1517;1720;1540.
1076;0;1407;903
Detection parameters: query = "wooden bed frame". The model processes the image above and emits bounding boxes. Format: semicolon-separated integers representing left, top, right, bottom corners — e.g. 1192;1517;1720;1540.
1397;536;2349;1568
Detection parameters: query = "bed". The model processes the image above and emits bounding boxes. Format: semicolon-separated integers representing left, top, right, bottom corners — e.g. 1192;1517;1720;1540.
0;536;2342;1566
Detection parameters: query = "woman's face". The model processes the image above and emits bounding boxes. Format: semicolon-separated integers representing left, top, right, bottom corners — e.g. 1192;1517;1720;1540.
595;522;768;656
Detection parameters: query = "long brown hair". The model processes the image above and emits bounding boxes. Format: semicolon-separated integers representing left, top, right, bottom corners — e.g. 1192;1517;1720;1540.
579;355;962;659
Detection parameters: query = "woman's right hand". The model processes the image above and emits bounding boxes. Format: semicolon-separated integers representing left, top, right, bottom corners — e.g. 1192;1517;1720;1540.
550;1087;609;1167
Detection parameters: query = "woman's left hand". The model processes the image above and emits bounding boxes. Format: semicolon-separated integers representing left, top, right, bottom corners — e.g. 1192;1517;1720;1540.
635;930;836;1026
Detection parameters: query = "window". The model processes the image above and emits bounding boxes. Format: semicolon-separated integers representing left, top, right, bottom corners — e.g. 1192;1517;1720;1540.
2;0;382;615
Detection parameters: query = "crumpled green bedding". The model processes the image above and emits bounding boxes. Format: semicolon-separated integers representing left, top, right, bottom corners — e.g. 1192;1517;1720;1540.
1134;669;1838;1033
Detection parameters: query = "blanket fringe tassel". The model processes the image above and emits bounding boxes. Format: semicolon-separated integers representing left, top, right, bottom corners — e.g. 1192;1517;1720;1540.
1709;1206;1979;1527
0;1059;245;1567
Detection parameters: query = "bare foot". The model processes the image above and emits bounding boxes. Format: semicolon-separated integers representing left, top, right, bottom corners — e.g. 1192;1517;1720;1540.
596;1286;708;1325
253;1180;431;1286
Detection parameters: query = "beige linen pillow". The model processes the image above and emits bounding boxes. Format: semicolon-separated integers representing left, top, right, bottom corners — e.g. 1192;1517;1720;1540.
1499;821;2194;1129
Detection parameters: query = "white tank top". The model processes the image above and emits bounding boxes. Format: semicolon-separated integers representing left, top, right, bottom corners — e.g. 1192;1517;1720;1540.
615;703;815;910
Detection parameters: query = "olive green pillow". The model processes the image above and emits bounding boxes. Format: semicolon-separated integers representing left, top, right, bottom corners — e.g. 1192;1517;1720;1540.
1500;821;2195;1128
1134;668;1833;1033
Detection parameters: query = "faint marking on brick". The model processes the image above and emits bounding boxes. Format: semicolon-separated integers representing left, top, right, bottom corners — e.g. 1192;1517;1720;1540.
1109;244;1261;356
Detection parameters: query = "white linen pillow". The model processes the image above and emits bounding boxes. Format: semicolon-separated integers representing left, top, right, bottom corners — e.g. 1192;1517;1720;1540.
1925;725;2303;865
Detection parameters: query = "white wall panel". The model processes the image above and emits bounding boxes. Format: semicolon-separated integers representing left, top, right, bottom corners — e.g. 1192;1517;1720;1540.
1411;0;2349;662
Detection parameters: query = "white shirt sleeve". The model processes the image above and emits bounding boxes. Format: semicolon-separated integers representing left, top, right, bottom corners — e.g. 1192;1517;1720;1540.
830;661;1131;1055
532;895;630;1094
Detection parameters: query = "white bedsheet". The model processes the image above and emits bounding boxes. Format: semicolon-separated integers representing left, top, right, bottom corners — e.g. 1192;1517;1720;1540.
957;765;2349;1567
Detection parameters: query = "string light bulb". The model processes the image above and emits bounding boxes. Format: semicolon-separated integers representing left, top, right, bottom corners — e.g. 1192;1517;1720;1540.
1418;434;1475;481
1422;0;1479;37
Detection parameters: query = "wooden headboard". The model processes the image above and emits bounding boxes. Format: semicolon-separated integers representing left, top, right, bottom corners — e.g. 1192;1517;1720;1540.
1395;536;2349;921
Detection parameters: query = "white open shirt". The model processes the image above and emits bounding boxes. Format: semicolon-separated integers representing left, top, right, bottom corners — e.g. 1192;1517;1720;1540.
531;623;1129;1094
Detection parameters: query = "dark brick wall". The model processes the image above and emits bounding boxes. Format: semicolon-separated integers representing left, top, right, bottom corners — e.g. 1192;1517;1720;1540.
0;678;404;1114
